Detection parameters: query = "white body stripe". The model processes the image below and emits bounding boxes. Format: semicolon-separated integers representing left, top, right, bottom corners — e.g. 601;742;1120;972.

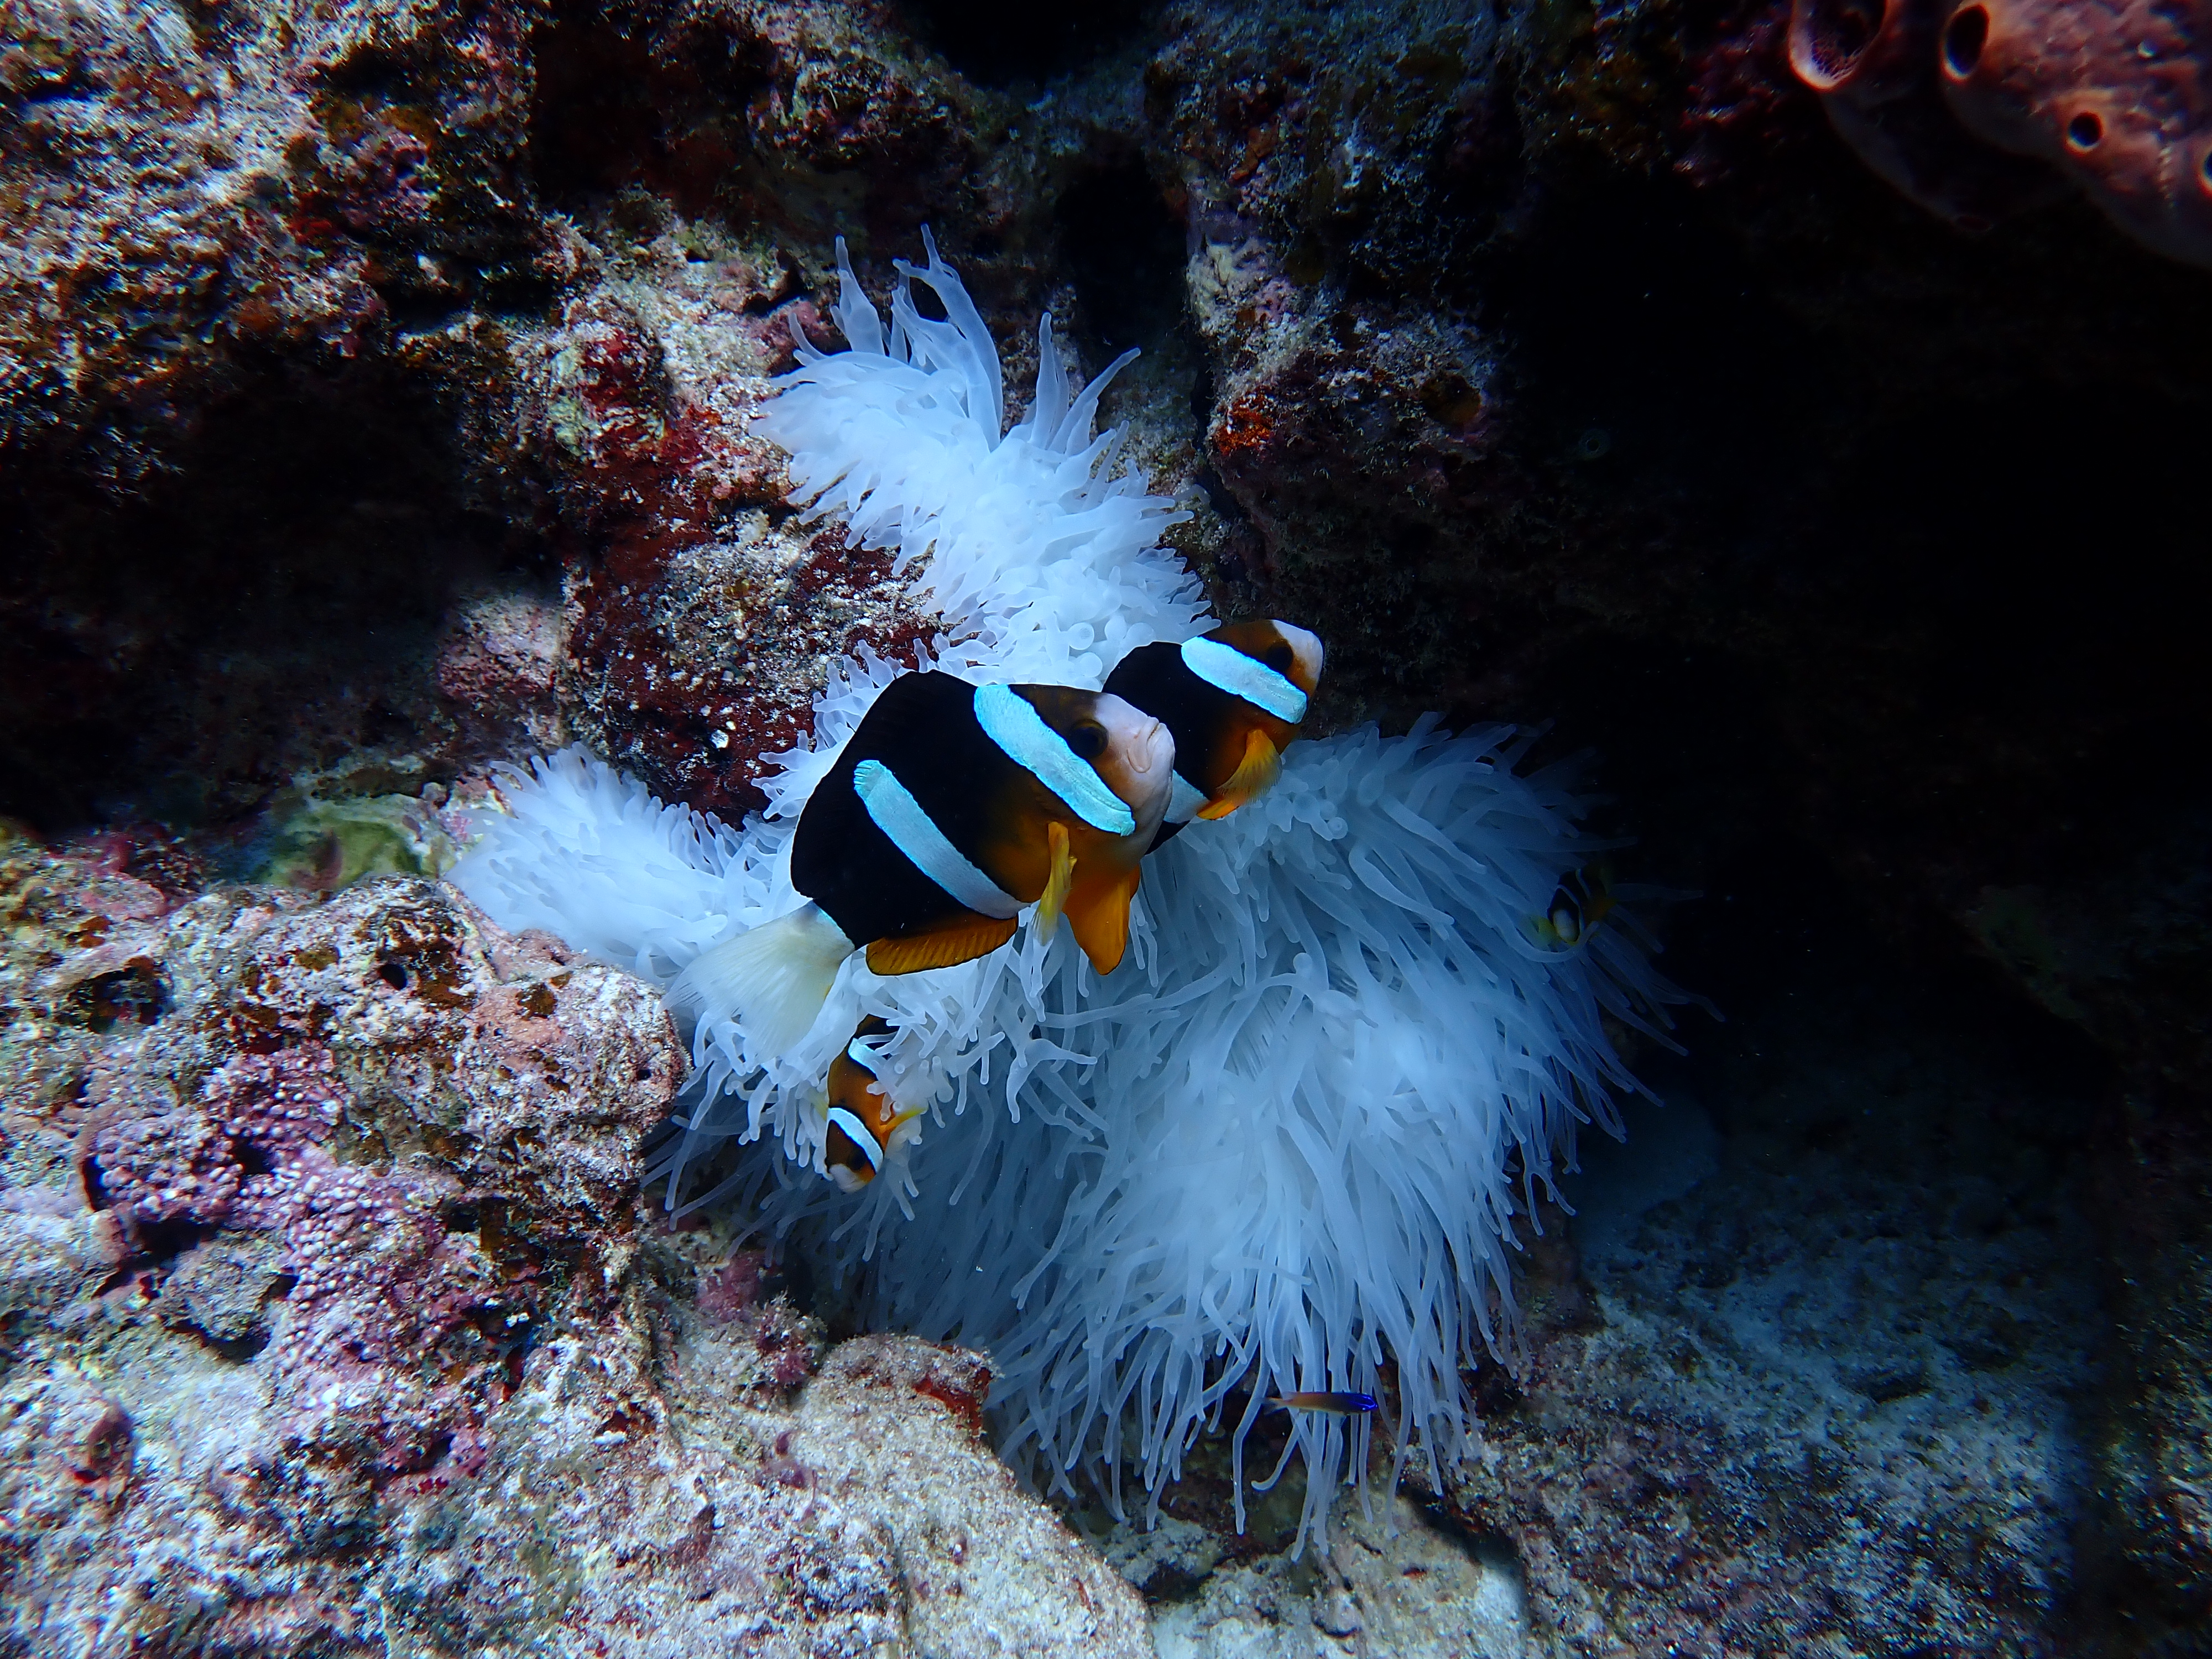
1165;770;1209;824
971;684;1137;835
1181;636;1308;723
852;759;1024;919
825;1105;884;1171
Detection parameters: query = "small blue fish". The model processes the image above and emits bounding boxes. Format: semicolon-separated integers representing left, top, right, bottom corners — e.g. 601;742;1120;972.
1267;1391;1378;1415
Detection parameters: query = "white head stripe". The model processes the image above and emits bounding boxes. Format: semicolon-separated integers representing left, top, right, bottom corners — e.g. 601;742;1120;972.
1181;637;1308;723
825;1105;883;1170
846;1037;880;1071
971;684;1136;836
1165;770;1209;825
852;760;1023;919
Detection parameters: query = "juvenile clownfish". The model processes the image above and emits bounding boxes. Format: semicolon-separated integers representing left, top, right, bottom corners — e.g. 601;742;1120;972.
822;1016;922;1191
1526;863;1615;951
1265;1391;1379;1415
671;671;1174;1057
1103;619;1324;848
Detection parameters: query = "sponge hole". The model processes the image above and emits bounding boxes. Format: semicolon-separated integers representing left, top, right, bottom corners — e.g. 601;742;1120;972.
1790;0;1888;88
1942;4;1989;75
2067;111;2105;150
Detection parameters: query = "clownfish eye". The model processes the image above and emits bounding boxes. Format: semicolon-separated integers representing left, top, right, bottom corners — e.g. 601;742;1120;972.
1264;643;1295;674
1068;721;1108;761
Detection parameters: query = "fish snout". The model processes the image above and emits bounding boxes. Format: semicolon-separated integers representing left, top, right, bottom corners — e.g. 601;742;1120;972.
1119;717;1173;810
1095;695;1167;773
1089;694;1175;820
1135;716;1172;776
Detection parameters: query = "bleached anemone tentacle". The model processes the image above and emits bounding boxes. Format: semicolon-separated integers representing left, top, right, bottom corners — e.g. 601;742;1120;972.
456;748;755;984
758;229;1208;690
744;721;1685;1545
453;234;1695;1554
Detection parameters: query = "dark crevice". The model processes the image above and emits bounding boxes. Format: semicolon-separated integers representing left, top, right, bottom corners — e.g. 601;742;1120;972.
0;363;515;832
232;1137;274;1179
68;962;170;1032
896;0;1155;87
202;1325;273;1363
1056;154;1189;357
524;7;771;218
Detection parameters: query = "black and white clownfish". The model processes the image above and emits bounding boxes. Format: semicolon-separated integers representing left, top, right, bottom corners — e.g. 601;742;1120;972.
1103;619;1324;848
821;1016;921;1191
671;671;1174;1057
1525;862;1615;950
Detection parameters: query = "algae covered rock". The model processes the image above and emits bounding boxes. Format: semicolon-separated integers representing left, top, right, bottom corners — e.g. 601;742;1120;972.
0;841;1140;1656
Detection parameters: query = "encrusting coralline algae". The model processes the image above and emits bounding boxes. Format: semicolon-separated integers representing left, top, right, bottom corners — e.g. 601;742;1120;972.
453;234;1690;1547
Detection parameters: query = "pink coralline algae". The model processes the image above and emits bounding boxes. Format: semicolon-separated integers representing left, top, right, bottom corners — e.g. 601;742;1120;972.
1789;0;2212;260
90;1042;518;1475
206;1049;349;1159
90;1109;244;1228
697;1249;821;1392
90;1047;345;1233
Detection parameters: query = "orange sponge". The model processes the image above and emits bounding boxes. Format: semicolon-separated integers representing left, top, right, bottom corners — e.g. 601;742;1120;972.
1938;0;2212;264
1787;0;2065;228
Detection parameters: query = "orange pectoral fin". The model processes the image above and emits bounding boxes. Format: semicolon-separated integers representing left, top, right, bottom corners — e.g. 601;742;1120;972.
1031;820;1076;941
865;912;1019;976
1066;867;1142;975
1194;729;1282;820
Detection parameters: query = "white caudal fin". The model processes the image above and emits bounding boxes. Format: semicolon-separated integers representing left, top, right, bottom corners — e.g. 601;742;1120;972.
669;902;855;1060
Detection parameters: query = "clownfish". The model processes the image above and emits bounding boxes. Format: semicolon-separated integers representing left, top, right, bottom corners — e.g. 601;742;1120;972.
671;671;1173;1057
1526;863;1615;950
1103;619;1324;848
821;1016;922;1191
1266;1391;1378;1415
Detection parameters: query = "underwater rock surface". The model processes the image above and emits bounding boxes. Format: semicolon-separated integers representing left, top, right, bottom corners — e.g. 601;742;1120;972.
2;0;2208;1649
1454;978;2101;1654
0;838;1147;1656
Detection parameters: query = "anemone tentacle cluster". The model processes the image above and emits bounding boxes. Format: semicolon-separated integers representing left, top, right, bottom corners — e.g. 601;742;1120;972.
454;236;1688;1546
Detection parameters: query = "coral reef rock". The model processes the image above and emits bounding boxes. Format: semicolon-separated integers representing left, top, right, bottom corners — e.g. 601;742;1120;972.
1444;962;2103;1655
1139;1491;1531;1659
0;836;1144;1656
796;1337;1154;1658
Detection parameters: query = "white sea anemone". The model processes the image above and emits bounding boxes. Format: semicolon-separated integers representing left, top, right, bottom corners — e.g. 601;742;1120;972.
756;227;1211;693
452;234;1689;1549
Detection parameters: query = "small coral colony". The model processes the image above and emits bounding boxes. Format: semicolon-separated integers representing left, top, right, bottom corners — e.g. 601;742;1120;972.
458;234;1681;1545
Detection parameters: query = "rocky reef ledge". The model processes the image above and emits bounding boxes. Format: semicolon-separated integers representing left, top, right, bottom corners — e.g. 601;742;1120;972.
0;835;1156;1656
